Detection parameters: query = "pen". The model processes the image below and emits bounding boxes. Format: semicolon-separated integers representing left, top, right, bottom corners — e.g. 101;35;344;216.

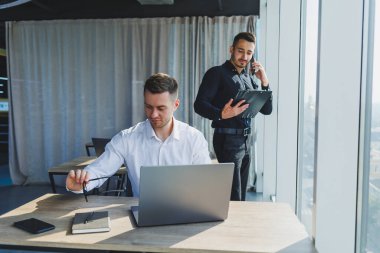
84;211;94;224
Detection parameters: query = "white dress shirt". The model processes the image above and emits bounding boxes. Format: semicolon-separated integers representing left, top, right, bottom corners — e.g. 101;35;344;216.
83;118;211;196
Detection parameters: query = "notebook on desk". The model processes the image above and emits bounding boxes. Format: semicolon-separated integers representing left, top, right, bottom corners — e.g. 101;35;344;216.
131;163;234;227
72;211;110;234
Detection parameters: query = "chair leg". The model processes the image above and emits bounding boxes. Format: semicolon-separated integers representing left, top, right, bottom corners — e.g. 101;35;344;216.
115;175;125;196
48;173;57;193
104;178;111;196
126;175;133;197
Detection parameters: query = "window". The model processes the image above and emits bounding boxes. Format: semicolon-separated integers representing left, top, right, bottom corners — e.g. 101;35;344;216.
297;0;319;236
360;1;380;252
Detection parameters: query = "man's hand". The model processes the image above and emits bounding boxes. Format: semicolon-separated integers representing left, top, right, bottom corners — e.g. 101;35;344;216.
66;169;90;191
221;99;249;120
250;60;269;87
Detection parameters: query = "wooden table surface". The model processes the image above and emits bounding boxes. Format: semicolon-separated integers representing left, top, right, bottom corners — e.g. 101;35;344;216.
0;194;317;253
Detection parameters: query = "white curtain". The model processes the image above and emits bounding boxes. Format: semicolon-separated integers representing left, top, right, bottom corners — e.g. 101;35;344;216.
6;16;256;184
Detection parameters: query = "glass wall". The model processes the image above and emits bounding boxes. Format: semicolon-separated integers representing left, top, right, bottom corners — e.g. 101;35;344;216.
361;1;380;252
297;0;319;236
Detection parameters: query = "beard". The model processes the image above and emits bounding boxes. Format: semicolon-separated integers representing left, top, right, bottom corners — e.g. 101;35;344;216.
231;55;248;68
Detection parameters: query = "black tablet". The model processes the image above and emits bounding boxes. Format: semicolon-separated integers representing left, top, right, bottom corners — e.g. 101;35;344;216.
13;218;55;234
233;90;272;118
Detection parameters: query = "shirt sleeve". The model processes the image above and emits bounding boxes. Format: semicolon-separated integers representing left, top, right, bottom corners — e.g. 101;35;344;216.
259;84;273;115
82;133;125;191
194;67;223;121
192;131;212;164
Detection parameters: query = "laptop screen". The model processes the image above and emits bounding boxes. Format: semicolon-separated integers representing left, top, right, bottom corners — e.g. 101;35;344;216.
131;163;234;227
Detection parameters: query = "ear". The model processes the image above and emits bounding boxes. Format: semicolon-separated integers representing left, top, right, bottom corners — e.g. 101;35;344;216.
173;99;180;111
229;46;234;54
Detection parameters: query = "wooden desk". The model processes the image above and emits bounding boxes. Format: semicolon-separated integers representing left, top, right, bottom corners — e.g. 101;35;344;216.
48;156;126;193
0;194;317;253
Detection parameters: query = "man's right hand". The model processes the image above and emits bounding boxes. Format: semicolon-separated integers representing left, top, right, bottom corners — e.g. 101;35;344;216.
66;169;91;191
220;99;249;120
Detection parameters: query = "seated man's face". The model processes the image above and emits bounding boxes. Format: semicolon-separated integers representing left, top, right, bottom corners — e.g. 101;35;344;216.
144;90;179;129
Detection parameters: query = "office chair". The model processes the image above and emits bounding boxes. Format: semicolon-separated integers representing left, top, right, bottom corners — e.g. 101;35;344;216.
91;137;111;157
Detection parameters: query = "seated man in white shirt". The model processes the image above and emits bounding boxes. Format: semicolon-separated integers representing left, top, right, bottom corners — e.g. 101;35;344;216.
66;73;211;196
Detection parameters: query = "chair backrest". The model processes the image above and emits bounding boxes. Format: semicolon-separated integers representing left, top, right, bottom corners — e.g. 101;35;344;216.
91;137;111;157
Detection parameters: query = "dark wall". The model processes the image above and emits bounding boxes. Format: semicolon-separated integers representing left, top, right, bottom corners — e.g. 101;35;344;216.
0;0;260;21
0;22;4;49
0;55;5;76
0;21;6;80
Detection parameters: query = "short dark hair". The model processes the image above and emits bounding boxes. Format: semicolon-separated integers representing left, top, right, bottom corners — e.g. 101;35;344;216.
144;73;178;98
232;32;256;47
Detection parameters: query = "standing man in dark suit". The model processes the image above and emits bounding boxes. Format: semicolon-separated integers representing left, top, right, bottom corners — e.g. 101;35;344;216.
194;32;272;201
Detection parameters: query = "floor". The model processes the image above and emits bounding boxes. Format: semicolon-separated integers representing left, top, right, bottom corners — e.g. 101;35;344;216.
0;154;262;253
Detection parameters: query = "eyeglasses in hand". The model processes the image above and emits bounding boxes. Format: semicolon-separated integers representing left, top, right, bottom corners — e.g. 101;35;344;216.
83;176;125;202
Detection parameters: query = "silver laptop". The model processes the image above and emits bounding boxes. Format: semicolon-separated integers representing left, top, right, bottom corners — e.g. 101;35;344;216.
131;163;234;227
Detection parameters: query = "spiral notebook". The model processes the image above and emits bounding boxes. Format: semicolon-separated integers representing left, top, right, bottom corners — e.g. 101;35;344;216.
72;211;110;234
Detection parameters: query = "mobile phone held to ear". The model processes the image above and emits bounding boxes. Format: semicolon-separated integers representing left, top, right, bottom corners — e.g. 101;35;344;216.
250;57;256;74
14;218;55;234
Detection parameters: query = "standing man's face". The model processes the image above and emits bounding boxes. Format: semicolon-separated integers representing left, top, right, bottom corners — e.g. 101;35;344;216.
230;39;255;71
144;90;179;129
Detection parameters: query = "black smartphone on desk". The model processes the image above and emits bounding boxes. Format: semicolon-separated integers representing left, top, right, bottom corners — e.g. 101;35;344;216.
14;218;55;234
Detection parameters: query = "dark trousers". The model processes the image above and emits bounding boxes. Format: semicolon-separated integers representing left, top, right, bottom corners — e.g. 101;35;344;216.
213;132;251;201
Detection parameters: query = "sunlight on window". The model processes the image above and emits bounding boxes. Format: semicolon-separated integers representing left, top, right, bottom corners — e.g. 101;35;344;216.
364;1;380;252
298;0;318;236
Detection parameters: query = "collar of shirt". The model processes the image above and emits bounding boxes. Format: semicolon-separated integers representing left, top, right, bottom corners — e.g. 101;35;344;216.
145;117;180;142
223;60;253;90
